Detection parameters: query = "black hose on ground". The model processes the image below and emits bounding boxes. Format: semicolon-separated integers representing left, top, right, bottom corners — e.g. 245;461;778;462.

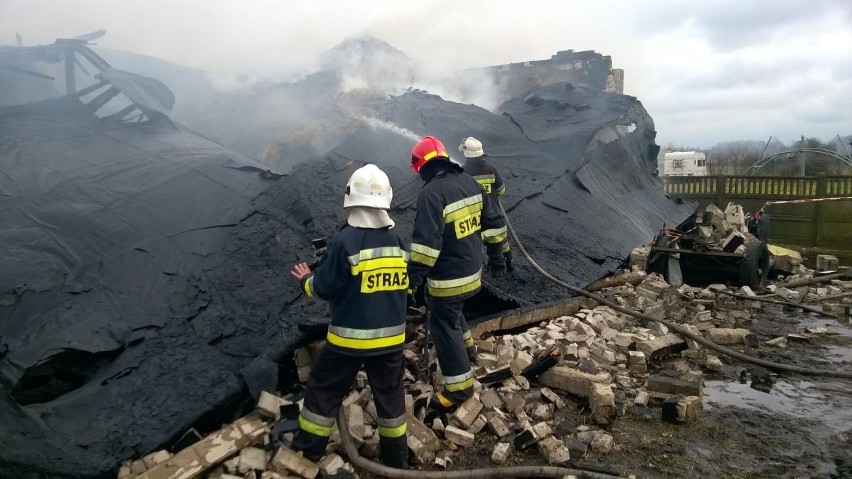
715;289;836;318
336;409;621;479
499;202;852;380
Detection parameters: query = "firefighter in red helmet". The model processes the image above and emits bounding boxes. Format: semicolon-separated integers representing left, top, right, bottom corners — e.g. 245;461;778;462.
407;135;506;416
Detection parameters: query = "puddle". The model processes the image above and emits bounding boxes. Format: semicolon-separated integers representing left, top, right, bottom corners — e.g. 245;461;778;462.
705;379;852;433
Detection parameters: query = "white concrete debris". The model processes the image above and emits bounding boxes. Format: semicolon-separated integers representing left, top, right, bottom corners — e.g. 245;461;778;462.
117;239;851;478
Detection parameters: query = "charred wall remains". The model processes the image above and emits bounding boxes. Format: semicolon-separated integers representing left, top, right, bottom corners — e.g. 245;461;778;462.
461;49;624;103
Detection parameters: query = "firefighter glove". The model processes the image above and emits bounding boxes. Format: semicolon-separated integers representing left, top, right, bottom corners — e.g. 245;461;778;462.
489;261;507;278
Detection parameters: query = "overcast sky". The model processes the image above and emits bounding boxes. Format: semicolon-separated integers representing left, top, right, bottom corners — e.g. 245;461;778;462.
2;0;851;148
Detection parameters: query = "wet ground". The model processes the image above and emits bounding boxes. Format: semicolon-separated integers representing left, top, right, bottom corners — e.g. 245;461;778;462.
426;306;852;479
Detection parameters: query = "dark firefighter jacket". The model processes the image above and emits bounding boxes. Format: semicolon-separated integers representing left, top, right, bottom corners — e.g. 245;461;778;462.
408;163;506;301
300;225;409;356
463;155;506;201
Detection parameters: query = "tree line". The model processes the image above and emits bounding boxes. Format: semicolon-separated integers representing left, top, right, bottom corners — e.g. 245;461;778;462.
664;135;852;176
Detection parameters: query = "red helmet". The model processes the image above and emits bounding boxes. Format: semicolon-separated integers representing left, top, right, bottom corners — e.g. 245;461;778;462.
410;135;449;173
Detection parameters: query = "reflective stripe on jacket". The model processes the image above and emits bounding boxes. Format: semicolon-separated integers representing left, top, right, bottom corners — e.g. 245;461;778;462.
301;225;409;356
408;166;506;301
464;156;506;200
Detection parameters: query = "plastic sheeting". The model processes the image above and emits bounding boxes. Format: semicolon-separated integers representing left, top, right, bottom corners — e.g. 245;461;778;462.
0;76;692;477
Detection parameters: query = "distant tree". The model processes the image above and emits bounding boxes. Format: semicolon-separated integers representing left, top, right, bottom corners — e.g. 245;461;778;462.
708;140;768;174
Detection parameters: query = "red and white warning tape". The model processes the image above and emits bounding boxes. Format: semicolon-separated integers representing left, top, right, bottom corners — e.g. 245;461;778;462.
757;196;852;217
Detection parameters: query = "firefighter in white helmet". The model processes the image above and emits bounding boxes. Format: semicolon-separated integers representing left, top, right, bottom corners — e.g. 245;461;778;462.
290;163;409;468
459;136;513;271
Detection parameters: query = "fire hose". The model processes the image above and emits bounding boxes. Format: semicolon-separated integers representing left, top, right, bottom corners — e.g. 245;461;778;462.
498;201;852;380
332;201;851;479
336;408;620;479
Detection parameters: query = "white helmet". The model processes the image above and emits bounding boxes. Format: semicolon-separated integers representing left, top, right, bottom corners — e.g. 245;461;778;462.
459;136;484;158
344;164;393;210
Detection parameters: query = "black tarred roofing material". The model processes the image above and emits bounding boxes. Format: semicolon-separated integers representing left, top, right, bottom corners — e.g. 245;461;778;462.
0;61;691;477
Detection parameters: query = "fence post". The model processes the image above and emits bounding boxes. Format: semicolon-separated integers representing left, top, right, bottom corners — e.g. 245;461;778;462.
815;174;826;248
714;175;725;207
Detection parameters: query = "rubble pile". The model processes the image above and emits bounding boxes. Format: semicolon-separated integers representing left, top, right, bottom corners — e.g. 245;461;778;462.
651;203;759;255
117;256;850;478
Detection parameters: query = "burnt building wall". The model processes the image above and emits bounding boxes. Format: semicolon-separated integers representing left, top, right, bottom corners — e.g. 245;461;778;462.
464;49;623;101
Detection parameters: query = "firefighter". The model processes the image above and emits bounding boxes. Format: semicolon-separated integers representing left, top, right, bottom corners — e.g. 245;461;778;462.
407;135;507;416
459;136;513;272
289;164;409;468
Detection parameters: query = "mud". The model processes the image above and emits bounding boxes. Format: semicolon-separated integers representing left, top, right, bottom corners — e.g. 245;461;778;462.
420;308;852;479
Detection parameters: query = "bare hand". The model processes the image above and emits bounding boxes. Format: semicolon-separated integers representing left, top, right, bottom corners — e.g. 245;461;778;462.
291;262;312;281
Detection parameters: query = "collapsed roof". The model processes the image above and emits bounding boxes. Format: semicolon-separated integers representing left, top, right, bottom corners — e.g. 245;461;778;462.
0;35;692;478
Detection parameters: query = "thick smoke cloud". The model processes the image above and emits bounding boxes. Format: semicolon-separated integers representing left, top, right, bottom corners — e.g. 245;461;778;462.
1;0;851;146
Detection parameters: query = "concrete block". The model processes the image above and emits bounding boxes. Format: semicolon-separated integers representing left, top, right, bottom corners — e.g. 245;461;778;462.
538;365;610;398
589;383;615;425
223;456;240;473
129;459;147;475
260;472;289;479
270;447;318;479
704;354;724;371
530;402;554;420
571;320;597;337
628;351;647;374
491;442;512;464
576;429;614;453
612;333;635;353
538;436;571;464
590;344;617;365
816;255;839;271
479;337;496;353
480;388;504;410
407;435;435;465
317;453;346;476
117;462;133;479
501;391;526;413
540;387;565;409
452;394;484;429
260;471;291;479
431;417;445;432
706;328;750;345
676;396;702;424
647;372;703;397
487;415;511;438
468;414;488;434
238;447;268;472
532;421;553;439
629;245;650;270
636;334;687;361
445;426;475;447
407;416;442;452
136;415;268;479
257;390;283;419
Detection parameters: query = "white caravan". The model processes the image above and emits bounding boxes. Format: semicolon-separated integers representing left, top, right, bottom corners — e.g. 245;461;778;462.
663;151;707;177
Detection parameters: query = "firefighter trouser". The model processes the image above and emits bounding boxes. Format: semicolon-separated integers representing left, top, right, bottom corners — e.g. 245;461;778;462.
291;346;408;467
426;295;474;410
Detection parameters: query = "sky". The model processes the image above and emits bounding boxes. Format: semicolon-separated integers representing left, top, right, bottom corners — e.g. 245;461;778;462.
2;0;851;148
